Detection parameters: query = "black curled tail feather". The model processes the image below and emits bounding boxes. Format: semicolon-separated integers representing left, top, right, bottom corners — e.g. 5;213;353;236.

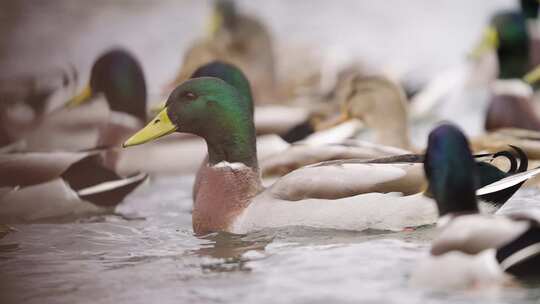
476;146;529;207
509;145;528;173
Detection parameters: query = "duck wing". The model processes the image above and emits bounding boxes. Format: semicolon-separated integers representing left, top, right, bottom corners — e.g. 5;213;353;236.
260;142;411;177
269;158;425;201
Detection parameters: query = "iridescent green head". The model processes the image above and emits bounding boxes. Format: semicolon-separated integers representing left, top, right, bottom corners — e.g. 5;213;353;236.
491;11;530;78
191;61;253;115
124;77;257;168
424;124;479;216
68;49;147;120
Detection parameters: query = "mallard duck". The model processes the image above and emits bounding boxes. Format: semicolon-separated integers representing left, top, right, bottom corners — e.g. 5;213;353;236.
1;48;147;153
410;124;540;289
164;0;276;104
0;151;147;223
409;1;540;125
469;3;540;133
472;1;539;79
122;77;539;234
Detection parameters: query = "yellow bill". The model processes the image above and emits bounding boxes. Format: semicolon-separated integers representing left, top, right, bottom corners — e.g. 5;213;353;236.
66;85;93;107
206;9;223;37
524;65;540;85
123;108;177;147
470;26;499;59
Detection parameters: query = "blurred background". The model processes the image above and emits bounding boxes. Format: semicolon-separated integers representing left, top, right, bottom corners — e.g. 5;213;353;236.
0;0;515;94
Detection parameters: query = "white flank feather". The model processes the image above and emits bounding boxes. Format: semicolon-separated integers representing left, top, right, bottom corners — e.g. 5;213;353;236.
232;192;437;233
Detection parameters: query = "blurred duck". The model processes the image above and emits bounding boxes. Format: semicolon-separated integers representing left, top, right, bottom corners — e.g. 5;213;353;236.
472;2;540;133
165;0;276;104
0;49;147;153
408;0;540;124
162;0;312;136
0;49;150;223
0;66;76;150
473;64;540;157
471;0;540;78
122;78;536;234
0;151;147;223
411;124;540;289
260;72;416;177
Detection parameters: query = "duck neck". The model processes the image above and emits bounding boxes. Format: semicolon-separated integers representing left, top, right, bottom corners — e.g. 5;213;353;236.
204;115;259;171
194;112;261;234
498;51;530;79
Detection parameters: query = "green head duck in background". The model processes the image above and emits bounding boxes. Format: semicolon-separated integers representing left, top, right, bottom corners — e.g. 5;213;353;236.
0;48;148;152
471;0;539;77
472;1;540;132
68;48;147;121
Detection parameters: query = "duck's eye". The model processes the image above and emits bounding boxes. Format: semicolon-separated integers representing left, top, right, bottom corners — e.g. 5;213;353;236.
183;91;197;100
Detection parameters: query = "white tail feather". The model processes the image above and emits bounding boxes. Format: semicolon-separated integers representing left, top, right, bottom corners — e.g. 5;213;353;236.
476;168;540;196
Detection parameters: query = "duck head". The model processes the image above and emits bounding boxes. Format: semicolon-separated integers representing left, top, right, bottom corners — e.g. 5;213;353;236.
329;74;411;149
424;124;479;216
473;11;530;79
124;77;257;168
67;49;147;121
150;61;253;118
191;61;254;115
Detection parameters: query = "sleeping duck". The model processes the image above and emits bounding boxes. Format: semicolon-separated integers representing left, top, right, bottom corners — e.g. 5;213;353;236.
122;77;540;234
411;123;540;289
0;151;147;223
164;0;276;104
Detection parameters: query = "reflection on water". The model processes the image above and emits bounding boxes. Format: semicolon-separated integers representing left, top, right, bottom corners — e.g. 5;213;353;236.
2;185;540;304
